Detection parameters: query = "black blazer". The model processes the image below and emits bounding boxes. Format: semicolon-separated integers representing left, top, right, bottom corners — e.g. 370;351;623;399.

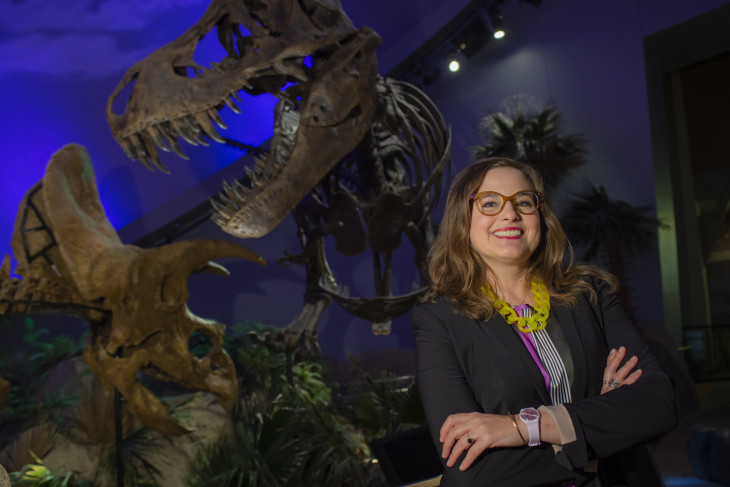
411;280;678;486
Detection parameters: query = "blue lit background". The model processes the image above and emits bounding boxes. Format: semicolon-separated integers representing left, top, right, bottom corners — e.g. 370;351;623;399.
0;0;280;265
0;0;450;269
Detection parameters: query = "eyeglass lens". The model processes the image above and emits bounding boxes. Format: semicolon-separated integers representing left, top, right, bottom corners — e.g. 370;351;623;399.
474;192;539;215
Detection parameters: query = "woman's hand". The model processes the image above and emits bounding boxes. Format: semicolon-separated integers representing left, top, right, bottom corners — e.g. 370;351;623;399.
439;412;524;471
601;345;642;394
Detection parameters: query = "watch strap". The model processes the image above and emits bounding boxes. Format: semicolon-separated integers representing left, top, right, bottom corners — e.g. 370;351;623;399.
519;407;541;447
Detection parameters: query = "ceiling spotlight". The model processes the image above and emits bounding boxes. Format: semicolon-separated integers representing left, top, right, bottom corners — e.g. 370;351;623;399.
487;4;505;39
447;50;463;73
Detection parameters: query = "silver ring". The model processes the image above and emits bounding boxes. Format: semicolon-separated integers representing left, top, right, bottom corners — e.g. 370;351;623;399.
465;433;475;445
603;378;621;389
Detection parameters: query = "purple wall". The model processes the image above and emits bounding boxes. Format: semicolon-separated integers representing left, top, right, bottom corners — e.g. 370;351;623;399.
2;0;729;361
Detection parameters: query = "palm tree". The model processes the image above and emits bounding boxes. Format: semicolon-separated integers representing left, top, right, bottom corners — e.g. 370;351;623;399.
470;94;587;187
562;184;660;320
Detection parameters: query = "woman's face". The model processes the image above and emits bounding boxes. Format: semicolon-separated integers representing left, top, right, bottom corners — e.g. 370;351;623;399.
469;167;541;269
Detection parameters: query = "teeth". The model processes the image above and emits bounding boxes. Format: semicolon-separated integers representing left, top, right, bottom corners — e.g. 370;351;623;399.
210;198;233;218
224;96;242;114
145;124;169;152
211;212;228;227
207;109;227;130
170;118;198;146
244;165;255;183
234;179;250;196
118;137;138;161
217;191;241;210
493;230;523;237
194;111;225;143
158;122;189;160
182;115;209;146
222;180;243;201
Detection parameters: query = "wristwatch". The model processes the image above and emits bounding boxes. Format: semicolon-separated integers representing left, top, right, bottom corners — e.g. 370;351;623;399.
519;407;541;446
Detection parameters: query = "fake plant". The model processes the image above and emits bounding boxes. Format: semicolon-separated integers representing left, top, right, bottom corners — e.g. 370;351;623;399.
470;94;587;187
561;183;660;320
184;361;370;487
0;317;83;454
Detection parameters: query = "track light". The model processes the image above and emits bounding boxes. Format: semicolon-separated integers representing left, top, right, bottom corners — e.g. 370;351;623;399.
448;57;461;73
451;16;490;58
487;4;505;39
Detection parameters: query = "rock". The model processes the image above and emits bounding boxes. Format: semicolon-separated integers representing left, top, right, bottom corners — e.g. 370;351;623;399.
42;392;230;487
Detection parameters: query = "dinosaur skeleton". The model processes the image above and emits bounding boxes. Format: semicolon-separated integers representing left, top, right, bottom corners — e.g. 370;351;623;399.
107;0;450;343
0;144;265;435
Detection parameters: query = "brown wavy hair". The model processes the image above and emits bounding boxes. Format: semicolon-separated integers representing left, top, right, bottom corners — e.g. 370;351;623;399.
425;157;616;320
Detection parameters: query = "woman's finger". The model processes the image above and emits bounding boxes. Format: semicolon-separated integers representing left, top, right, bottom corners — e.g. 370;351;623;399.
622;367;643;386
603;346;626;380
614;355;639;381
459;441;487;470
446;434;471;467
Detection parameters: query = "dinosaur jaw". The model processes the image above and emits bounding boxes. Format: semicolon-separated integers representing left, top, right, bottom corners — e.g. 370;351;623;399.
108;26;379;238
211;28;381;239
105;0;381;238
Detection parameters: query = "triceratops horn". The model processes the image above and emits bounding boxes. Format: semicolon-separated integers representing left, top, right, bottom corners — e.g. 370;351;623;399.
158;239;266;278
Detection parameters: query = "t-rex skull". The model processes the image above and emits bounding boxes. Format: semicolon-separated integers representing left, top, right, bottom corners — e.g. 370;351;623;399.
106;0;381;239
5;144;265;435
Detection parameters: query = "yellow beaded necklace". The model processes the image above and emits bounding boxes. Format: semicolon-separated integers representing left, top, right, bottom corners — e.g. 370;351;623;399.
483;278;551;333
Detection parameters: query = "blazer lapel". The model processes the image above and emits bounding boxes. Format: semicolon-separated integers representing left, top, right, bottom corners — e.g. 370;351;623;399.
481;315;552;405
553;302;588;400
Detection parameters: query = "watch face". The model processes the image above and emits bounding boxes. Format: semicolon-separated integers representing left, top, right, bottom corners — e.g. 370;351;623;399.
520;408;539;421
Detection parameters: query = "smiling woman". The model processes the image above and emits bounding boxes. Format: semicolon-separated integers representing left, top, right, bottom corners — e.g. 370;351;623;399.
411;157;678;486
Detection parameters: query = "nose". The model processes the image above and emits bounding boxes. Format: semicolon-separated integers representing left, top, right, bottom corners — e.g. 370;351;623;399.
499;201;521;220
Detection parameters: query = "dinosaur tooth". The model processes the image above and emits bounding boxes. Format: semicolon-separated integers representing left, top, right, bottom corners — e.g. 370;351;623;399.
211;212;229;227
139;131;169;173
170;118;199;147
244;165;255;182
223;96;242;115
210;198;232;218
231;91;242;103
218;182;241;207
183;115;209;146
217;192;240;211
119;137;139;162
128;133;156;171
223;182;244;201
233;179;251;196
207;109;228;130
193;112;225;143
158;122;190;160
145;125;169;152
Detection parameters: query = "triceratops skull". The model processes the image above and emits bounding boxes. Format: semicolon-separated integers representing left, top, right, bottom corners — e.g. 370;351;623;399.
107;0;381;239
8;144;265;435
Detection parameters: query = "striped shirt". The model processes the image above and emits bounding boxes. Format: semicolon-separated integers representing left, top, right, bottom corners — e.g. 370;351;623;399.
513;304;572;405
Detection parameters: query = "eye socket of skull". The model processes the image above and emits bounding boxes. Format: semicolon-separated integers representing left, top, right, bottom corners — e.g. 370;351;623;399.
189;330;216;362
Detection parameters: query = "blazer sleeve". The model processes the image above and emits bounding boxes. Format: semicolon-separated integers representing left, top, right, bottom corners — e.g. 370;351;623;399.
558;281;679;468
411;301;574;486
411;301;483;440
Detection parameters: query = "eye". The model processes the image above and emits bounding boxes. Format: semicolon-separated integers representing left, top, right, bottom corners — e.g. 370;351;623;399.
515;193;537;208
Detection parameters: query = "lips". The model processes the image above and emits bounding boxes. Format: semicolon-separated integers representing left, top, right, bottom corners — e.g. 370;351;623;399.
492;227;523;238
